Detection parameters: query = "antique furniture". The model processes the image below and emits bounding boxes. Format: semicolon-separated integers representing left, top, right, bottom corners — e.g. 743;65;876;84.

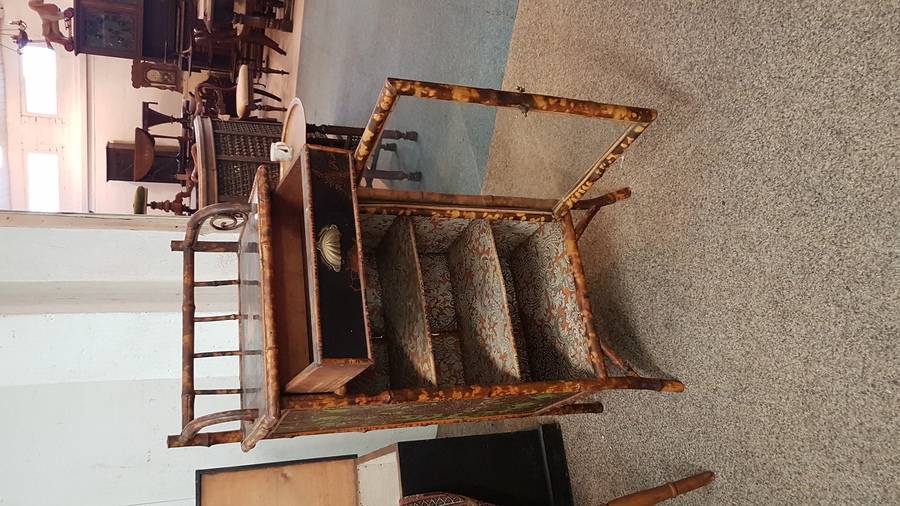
133;127;190;180
306;123;422;185
107;141;179;183
195;424;714;505
192;116;282;207
191;106;420;208
72;0;183;61
131;61;183;92
141;101;189;130
235;64;285;119
169;80;683;451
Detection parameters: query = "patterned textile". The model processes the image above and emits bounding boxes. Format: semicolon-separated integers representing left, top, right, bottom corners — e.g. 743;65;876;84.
346;337;391;395
412;217;471;253
377;217;437;388
420;254;458;332
499;258;532;383
359;214;397;248
362;253;385;336
447;220;521;385
490;220;540;257
400;493;497;506
431;332;466;387
509;223;594;381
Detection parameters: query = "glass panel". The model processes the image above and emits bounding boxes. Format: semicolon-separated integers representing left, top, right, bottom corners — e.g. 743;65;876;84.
82;9;137;52
20;45;57;116
371;95;633;202
27;153;60;213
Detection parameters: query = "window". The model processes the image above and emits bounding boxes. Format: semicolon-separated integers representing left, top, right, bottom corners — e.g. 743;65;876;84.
27;153;60;212
20;45;58;115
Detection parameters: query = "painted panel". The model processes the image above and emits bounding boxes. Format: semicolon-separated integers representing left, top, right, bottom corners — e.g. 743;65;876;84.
274;393;574;434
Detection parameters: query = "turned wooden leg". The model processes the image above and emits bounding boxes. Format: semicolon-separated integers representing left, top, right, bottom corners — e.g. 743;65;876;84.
253;104;287;113
257;65;288;75
604;472;716;506
380;129;418;141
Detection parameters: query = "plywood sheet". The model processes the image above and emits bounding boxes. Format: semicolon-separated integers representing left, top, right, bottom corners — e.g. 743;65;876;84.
198;458;358;506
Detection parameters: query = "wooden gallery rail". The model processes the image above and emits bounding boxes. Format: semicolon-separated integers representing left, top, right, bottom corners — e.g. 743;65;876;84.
168;79;683;451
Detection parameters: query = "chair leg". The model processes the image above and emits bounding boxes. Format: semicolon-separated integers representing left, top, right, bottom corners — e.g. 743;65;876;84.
258;66;288;75
381;129;418;141
252;87;282;102
238;27;286;55
252;104;287;113
603;472;715;506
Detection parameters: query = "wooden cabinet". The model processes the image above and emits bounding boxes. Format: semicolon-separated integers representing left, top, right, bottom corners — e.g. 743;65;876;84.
73;0;180;61
106;141;179;182
168;81;684;452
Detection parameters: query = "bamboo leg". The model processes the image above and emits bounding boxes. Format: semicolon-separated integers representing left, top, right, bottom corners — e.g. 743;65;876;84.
573;187;632;241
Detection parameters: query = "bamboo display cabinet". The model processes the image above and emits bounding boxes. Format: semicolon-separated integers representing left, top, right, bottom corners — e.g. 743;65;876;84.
168;80;684;451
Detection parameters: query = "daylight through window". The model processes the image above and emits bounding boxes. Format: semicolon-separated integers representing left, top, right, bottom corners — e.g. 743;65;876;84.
21;45;58;115
27;153;60;212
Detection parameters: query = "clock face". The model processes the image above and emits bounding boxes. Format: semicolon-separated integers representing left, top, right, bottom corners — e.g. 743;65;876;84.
146;69;174;84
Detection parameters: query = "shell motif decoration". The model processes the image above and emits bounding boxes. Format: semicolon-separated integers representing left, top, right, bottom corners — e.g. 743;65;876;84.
316;225;343;272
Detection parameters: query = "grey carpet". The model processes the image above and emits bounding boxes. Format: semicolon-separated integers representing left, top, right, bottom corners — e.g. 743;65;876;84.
440;1;899;505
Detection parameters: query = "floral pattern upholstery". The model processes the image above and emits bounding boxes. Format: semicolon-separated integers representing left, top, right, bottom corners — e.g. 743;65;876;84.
362;253;385;336
499;258;532;383
420;254;458;332
509;223;594;381
431;332;466;387
448;221;521;385
490;220;540;257
377;217;437;388
412;217;471;253
359;214;396;248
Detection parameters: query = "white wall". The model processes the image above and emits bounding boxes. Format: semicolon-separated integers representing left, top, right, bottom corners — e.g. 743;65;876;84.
1;0;190;214
0;218;436;506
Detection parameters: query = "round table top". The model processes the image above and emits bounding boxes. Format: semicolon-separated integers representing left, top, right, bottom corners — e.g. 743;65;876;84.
280;98;307;178
236;64;251;120
133;127;156;181
192;116;218;208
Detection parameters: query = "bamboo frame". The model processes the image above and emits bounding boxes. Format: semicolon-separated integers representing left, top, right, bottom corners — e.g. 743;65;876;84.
351;78;656;218
573;187;632;241
169;377;682;447
179;202;251;429
169;83;680;451
357;187;557;221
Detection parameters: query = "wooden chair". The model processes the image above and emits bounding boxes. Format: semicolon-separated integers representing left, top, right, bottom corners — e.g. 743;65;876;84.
193;67;286;120
193;24;286;57
305;123;421;185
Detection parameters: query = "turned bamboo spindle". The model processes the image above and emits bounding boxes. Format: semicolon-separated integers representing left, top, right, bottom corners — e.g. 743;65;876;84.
603;471;716;506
